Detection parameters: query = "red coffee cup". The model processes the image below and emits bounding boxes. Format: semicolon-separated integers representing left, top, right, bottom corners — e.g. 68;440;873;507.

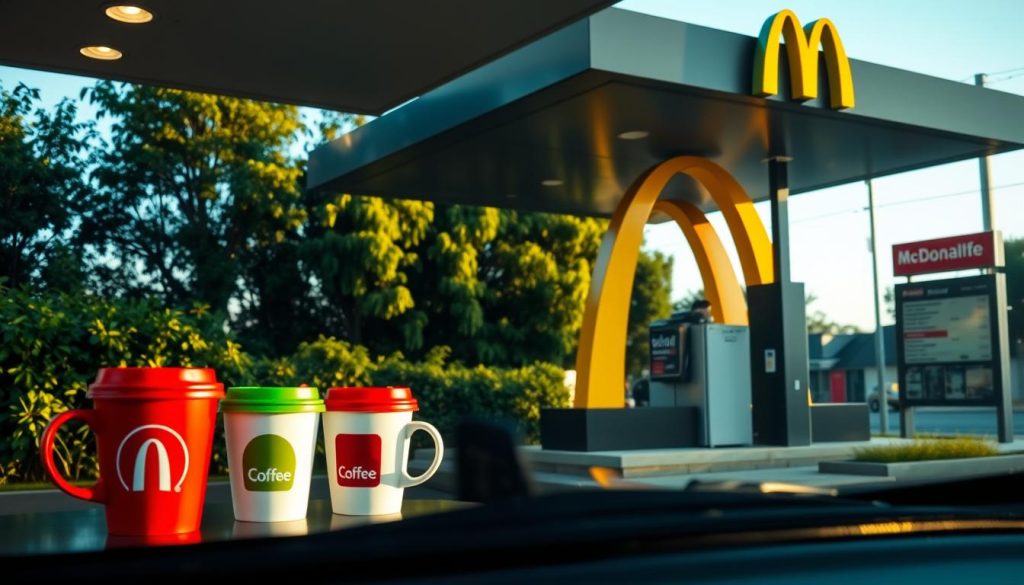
40;367;224;536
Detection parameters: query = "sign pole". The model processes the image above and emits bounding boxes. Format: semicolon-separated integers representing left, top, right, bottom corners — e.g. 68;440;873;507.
867;180;889;435
995;271;1014;443
975;73;997;232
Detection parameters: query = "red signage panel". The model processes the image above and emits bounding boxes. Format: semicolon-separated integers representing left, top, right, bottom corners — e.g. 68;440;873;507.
892;231;1003;277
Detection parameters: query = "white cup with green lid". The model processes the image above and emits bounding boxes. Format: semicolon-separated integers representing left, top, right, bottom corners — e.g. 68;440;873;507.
222;386;325;522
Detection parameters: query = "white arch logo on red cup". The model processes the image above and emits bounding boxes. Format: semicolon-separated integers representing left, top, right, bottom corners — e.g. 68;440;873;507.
115;424;190;493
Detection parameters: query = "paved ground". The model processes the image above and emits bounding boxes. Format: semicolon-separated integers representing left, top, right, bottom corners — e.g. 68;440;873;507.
870;407;1024;436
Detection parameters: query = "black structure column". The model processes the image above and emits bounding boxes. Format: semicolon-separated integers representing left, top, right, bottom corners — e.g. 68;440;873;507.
748;157;811;446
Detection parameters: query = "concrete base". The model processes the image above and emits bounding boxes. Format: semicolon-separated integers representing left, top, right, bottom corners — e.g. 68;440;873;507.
819;454;1024;481
409;439;1024;496
523;441;889;478
811;403;870;442
539;407;699;451
409;440;903;489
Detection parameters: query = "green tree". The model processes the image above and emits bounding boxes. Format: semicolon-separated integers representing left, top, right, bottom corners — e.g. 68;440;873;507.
421;208;604;367
304;198;608;367
301;194;435;348
79;82;313;353
626;250;674;378
0;83;93;290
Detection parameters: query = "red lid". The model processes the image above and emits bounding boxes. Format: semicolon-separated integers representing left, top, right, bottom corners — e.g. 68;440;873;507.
324;387;419;412
87;367;225;400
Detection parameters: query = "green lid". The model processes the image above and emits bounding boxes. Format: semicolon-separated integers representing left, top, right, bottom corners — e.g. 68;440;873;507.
221;386;325;414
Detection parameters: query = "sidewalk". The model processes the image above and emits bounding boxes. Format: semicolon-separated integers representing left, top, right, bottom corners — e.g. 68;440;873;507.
409;438;1024;495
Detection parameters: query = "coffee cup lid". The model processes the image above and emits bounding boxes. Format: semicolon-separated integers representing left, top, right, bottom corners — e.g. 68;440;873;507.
324;387;419;413
221;386;325;414
87;367;225;400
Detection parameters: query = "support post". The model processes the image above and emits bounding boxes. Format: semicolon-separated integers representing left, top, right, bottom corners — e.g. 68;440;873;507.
975;73;996;232
867;180;889;435
769;158;791;284
996;272;1015;443
748;156;811;446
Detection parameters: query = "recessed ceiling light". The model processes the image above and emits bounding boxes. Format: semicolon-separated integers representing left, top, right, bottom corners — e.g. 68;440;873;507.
541;179;563;187
80;46;123;61
105;5;154;23
617;130;649;140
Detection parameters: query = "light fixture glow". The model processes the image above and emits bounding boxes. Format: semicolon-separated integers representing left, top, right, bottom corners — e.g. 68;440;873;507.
105;5;154;23
80;46;123;60
541;179;563;187
617;130;649;140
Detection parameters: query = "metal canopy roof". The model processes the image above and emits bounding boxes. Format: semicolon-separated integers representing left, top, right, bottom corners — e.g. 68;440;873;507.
308;8;1024;217
0;0;615;115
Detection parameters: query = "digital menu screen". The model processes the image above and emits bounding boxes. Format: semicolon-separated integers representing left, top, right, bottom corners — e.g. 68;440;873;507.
901;295;992;364
897;275;1000;406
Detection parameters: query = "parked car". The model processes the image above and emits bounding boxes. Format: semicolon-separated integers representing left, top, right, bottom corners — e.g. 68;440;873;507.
868;383;900;412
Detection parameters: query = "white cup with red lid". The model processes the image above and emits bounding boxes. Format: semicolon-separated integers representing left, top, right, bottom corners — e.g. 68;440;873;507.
323;387;444;516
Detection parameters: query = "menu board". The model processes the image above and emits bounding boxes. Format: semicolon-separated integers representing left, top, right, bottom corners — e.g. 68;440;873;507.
901;295;992;364
896;275;1001;406
649;324;684;381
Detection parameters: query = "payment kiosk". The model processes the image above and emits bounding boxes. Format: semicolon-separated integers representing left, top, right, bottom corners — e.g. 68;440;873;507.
649;316;753;447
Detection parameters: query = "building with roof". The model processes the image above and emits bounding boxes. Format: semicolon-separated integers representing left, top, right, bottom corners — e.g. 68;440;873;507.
811;327;1023;407
809;328;896;405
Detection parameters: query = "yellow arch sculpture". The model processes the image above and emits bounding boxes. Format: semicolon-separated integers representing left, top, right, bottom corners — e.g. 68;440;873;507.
574;156;773;408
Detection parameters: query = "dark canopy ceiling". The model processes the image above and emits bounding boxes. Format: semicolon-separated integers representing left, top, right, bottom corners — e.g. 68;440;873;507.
308;9;1024;217
0;0;615;114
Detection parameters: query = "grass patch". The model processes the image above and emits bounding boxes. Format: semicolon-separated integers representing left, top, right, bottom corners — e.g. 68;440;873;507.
854;437;999;463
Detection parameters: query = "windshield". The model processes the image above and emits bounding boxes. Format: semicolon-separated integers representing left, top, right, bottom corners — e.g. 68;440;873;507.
2;0;1024;575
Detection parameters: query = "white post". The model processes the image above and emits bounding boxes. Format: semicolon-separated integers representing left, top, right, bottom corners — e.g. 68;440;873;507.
867;179;889;434
976;73;996;232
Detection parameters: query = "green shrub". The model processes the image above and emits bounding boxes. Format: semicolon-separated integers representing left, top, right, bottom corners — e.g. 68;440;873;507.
0;287;571;485
0;285;249;482
371;347;569;444
250;335;375;389
854;437;999;463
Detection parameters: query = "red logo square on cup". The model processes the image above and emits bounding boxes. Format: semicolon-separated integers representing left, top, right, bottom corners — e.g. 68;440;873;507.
335;434;382;487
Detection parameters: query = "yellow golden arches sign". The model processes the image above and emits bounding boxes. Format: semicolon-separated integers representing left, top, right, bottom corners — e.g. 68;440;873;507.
753;9;855;110
573;156;773;408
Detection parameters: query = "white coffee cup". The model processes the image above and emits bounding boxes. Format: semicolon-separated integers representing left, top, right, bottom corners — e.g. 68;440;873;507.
221;386;324;523
323;387;444;516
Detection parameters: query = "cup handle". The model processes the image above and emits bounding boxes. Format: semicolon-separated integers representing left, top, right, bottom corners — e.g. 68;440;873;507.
40;409;105;503
399;421;444;488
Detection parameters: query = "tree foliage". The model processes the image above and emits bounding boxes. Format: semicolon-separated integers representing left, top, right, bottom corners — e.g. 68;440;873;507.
79;82;310;346
627;250;674;377
0;79;675;370
0;83;93;290
0;285;248;482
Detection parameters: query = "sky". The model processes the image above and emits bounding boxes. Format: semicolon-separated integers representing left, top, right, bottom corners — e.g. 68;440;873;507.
1;0;1022;332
